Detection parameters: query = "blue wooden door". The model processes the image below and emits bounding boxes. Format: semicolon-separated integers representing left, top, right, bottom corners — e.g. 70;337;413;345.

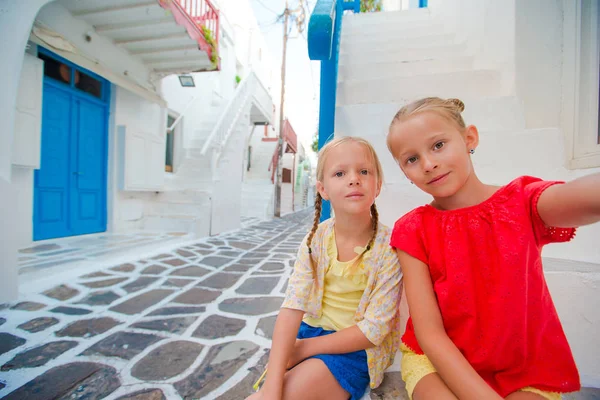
34;50;109;241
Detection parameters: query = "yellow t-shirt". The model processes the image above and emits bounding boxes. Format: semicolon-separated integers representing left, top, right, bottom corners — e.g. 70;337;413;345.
304;230;368;331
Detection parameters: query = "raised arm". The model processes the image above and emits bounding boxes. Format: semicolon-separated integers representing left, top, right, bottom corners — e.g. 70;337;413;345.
397;250;502;400
538;173;600;227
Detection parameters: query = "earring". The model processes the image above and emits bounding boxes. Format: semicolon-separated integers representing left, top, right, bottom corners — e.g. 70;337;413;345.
469;149;475;154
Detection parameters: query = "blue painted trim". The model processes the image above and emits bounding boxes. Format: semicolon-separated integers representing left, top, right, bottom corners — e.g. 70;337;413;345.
419;0;428;7
308;0;359;221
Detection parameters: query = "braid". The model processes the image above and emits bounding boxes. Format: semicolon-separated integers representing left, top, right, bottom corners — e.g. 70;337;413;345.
368;203;379;251
306;192;322;280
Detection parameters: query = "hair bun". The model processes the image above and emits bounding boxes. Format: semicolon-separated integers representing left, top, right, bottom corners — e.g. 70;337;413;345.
447;98;465;112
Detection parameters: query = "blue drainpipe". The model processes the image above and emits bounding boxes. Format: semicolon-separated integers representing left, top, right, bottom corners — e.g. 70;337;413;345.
307;0;360;221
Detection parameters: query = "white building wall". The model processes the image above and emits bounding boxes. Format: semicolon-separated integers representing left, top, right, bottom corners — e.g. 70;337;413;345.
338;0;600;385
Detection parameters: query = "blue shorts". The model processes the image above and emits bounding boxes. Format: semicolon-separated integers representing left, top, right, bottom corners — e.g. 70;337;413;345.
297;322;370;400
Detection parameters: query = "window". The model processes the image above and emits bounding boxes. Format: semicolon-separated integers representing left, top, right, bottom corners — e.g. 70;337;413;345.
165;115;176;172
38;51;103;99
282;167;292;183
562;0;600;168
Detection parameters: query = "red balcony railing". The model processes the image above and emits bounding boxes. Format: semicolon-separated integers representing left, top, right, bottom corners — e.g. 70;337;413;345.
159;0;220;65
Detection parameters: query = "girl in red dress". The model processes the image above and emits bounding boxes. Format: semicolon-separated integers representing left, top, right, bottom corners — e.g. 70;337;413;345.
386;97;600;400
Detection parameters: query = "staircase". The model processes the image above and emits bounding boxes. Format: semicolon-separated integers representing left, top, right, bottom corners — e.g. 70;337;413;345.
143;71;273;235
336;8;530;225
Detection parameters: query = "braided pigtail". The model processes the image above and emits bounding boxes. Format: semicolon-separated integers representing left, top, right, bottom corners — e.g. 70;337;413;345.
306;192;322;280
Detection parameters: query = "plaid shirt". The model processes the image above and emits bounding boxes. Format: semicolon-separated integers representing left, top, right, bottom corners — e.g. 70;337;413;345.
282;218;403;389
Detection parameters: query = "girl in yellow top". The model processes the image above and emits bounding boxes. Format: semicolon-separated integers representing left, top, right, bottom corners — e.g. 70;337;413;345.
247;137;403;400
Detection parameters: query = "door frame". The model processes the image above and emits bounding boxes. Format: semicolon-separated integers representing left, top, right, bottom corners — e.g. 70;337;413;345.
34;47;111;240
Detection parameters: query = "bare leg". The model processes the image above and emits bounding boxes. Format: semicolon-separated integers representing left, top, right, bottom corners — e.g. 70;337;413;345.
412;373;459;400
282;358;350;400
505;391;549;400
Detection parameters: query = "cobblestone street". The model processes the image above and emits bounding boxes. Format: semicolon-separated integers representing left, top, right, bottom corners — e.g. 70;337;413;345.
1;209;599;399
0;211;316;399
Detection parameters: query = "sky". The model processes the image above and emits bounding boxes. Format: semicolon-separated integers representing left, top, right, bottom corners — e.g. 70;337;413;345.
248;0;321;156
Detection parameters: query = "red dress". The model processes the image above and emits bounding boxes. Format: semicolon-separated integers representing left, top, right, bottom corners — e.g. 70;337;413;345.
390;176;580;396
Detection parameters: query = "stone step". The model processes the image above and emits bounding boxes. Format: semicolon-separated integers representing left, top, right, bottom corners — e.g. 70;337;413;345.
339;43;470;65
342;7;434;30
335;97;526;145
340;33;459;55
338;56;475;82
337;69;504;105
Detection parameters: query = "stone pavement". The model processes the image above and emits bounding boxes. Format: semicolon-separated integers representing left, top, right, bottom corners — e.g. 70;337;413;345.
1;209;599;400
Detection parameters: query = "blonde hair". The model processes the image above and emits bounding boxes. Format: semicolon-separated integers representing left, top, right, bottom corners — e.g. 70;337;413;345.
306;136;383;278
387;97;467;158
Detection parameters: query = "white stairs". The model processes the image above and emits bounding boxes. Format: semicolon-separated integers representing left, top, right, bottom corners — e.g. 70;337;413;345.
336;8;531;227
143;71;273;235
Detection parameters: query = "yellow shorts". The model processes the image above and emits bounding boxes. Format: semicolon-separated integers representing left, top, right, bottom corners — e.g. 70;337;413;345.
400;344;562;400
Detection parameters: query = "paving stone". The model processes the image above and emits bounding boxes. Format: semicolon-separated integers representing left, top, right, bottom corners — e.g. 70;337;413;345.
152;253;171;260
223;264;252;272
176;249;195;258
111;263;136;272
81;277;128;288
162;258;187;267
207;239;225;246
17;317;59;333
1;340;78;371
56;317;121;338
77;290;121;306
0;317;5;326
195;249;215;255
200;256;231;268
42;284;80;301
281;279;289;294
565;388;600;399
229;241;256;250
218;250;244;258
169;265;211;277
0;333;26;355
131;316;197;334
255;315;277;340
80;271;112;279
193;243;213;249
11;301;46;311
370;371;408;399
19;243;61;253
197;273;242;289
131;340;203;381
237;258;262;265
246;252;270;259
172;288;221;305
110;289;174;315
260;262;286;271
236;277;279;295
81;332;163;360
3;362;120;400
163;278;193;287
192;315;246;339
216;351;269;400
174;341;259;399
122;277;159;293
148;306;206;316
219;297;284;316
288;259;295;267
50;306;92;315
138;260;148;264
116;388;166;400
141;265;167;275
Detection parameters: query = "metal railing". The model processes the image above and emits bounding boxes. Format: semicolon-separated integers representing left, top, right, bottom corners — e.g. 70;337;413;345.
200;72;272;175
